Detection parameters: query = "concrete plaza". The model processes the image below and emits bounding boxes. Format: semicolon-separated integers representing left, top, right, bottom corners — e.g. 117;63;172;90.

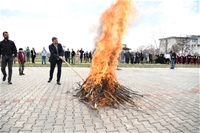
0;67;199;133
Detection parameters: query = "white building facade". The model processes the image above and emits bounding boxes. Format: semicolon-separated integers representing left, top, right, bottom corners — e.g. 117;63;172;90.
159;35;200;54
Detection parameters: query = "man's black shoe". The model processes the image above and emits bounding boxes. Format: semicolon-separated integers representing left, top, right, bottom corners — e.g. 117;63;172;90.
48;79;52;83
3;75;7;81
8;81;12;84
57;82;61;85
21;73;25;75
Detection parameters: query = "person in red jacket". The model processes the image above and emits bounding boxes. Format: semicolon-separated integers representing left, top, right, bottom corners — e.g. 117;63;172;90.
197;55;200;65
18;48;26;75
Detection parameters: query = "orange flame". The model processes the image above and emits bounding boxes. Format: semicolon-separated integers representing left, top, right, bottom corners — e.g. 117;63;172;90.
84;0;137;106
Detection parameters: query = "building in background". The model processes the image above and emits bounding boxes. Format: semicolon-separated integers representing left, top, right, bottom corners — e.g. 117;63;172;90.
159;35;200;54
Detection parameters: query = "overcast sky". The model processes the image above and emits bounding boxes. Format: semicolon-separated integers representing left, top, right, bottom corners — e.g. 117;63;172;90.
0;0;199;52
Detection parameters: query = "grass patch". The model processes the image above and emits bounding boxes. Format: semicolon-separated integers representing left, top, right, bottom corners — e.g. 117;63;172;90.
12;62;200;68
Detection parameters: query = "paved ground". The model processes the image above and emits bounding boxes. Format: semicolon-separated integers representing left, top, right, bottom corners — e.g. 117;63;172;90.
0;67;199;133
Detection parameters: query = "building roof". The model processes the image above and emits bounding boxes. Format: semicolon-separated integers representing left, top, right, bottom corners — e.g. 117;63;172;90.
159;35;200;40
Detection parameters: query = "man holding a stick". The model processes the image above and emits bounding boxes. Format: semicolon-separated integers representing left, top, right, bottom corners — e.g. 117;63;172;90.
48;37;65;85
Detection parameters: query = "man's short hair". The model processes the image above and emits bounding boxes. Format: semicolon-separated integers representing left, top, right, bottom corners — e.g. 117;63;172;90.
3;31;8;36
19;48;23;50
52;37;57;42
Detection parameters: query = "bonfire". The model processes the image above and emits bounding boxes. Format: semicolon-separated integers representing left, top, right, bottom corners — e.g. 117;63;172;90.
74;0;142;110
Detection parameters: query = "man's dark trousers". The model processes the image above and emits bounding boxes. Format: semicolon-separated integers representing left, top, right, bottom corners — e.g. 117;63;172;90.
49;60;62;82
1;55;13;81
80;55;83;63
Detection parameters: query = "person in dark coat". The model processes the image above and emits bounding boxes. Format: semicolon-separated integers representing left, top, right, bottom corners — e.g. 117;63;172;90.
85;51;89;62
194;53;198;64
183;53;186;64
187;53;191;64
155;53;159;63
31;48;36;63
124;50;130;64
140;51;144;63
79;48;84;63
0;31;17;84
135;51;140;64
149;53;153;64
48;37;65;85
89;51;92;63
130;51;134;64
71;49;75;64
65;48;70;64
160;53;164;64
170;51;176;69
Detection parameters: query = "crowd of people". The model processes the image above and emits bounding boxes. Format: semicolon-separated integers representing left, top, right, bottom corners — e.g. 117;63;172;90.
21;46;37;64
120;50;200;65
64;48;93;64
22;47;93;65
1;31;199;85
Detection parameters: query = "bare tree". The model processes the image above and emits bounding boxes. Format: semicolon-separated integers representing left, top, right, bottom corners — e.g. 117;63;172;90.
137;45;146;51
173;36;190;53
151;31;167;53
143;44;155;53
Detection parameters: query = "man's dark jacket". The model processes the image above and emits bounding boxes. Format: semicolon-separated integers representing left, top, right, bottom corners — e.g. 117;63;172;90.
49;43;64;64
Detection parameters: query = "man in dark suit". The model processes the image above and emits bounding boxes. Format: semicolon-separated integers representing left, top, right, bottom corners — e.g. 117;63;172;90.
31;48;36;63
79;48;84;63
48;37;65;85
65;48;70;64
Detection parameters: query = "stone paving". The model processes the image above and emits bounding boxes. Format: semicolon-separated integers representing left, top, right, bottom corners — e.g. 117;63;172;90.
0;67;199;133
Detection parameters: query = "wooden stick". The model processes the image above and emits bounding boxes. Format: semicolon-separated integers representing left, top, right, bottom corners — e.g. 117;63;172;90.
63;60;85;81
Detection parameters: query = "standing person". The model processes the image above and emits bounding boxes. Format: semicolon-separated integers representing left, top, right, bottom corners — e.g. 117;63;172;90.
124;50;130;64
0;31;17;84
31;48;36;63
140;51;144;64
160;52;164;64
18;48;26;75
164;52;170;64
25;47;30;63
89;51;92;63
130;51;134;64
170;51;176;69
147;52;149;63
144;52;148;63
135;51;140;64
149;53;153;64
48;37;65;85
65;48;70;64
75;50;80;64
71;49;75;64
183;53;186;64
187;53;191;64
120;50;125;63
197;54;200;65
194;53;198;65
79;48;84;63
41;47;47;65
85;51;89;63
155;53;159;63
